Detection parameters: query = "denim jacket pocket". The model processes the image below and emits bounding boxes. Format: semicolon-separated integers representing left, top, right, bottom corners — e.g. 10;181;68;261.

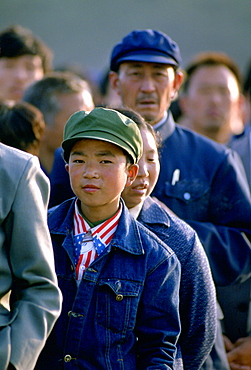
165;178;209;204
96;278;142;333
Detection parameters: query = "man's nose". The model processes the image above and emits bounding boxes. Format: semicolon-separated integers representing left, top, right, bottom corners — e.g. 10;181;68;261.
140;76;156;93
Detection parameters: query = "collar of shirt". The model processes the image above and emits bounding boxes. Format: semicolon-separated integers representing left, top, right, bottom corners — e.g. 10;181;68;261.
128;202;143;220
153;110;168;131
154;110;176;142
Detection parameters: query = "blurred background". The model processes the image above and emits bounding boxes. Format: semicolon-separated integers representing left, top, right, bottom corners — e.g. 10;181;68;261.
1;0;251;81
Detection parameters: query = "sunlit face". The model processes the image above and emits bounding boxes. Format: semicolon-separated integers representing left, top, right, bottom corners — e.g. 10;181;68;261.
182;65;241;133
43;91;95;153
0;55;44;102
122;128;160;209
110;62;182;125
66;139;138;222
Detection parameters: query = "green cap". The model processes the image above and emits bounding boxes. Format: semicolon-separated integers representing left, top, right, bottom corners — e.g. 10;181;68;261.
62;107;143;163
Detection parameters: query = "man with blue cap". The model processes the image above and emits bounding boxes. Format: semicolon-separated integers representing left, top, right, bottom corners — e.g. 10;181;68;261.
109;29;251;370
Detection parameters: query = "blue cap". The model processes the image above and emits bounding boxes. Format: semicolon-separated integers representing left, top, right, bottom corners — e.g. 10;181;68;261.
110;29;181;71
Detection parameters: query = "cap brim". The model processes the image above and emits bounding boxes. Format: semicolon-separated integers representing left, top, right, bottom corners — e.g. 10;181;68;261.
62;133;137;163
117;53;178;66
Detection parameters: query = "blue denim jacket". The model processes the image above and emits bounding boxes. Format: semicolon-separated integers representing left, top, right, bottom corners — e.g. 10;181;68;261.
138;196;217;369
35;198;181;370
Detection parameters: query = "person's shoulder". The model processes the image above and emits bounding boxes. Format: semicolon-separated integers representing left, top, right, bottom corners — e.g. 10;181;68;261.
174;124;230;156
0;142;33;161
48;197;75;231
141;197;200;258
0;143;40;177
135;217;176;257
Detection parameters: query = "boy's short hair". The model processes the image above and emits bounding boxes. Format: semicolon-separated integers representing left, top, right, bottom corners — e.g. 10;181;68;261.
62;107;143;164
0;25;53;73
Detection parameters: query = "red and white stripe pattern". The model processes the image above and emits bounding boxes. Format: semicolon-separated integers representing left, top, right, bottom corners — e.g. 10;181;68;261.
73;200;121;282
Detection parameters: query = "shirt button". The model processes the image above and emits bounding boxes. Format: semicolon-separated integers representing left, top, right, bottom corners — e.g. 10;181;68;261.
116;294;123;301
64;354;72;362
183;192;191;200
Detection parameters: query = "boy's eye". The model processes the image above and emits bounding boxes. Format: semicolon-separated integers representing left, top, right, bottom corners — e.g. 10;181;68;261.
100;160;112;164
73;159;84;163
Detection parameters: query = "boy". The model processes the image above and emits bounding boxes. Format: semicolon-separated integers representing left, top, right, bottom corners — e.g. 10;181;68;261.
35;107;181;369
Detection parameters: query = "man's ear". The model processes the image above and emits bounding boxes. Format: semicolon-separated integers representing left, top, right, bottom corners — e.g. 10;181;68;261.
65;163;69;172
109;71;121;96
171;70;184;101
125;164;138;187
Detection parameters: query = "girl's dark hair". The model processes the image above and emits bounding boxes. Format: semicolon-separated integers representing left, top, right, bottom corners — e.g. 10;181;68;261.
0;100;45;152
111;106;161;148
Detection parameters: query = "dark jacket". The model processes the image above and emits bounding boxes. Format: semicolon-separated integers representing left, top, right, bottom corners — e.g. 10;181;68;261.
152;112;251;287
137;196;217;369
35;198;181;370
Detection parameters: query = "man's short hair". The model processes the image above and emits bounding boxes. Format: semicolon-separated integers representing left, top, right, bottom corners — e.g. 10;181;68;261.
23;71;92;127
183;51;242;93
0;24;53;73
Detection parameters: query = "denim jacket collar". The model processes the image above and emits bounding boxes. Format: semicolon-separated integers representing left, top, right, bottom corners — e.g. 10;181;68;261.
139;196;170;228
48;197;145;256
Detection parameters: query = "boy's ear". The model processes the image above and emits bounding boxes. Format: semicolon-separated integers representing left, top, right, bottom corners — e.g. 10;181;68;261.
125;164;138;187
65;163;69;172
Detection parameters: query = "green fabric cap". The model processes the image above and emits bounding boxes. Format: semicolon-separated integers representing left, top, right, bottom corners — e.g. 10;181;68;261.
62;107;143;163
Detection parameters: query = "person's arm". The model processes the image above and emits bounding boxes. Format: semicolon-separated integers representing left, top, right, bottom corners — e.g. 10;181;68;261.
6;156;62;370
135;248;181;369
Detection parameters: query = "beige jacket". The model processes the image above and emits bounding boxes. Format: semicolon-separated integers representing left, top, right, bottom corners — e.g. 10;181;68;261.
0;143;62;369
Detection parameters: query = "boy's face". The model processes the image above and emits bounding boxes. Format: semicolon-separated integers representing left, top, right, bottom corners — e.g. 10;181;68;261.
66;139;138;223
0;55;44;102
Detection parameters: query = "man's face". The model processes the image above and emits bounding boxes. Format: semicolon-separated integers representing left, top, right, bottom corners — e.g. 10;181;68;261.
181;65;241;134
0;55;44;102
110;62;182;125
44;91;95;153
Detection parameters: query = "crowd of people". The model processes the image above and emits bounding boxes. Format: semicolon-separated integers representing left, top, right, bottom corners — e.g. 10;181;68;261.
0;23;250;370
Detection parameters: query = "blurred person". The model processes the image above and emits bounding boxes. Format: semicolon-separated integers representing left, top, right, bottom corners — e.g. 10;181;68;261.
109;29;251;369
0;100;45;156
179;51;245;144
116;107;217;369
178;52;251;369
219;59;251;370
0;142;62;369
0;24;53;102
23;71;94;176
229;58;251;189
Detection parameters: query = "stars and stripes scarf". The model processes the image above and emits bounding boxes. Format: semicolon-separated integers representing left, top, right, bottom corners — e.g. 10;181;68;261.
73;200;121;282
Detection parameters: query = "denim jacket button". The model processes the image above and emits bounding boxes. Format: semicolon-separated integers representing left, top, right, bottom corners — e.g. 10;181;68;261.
183;192;191;200
64;354;72;362
116;294;123;301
